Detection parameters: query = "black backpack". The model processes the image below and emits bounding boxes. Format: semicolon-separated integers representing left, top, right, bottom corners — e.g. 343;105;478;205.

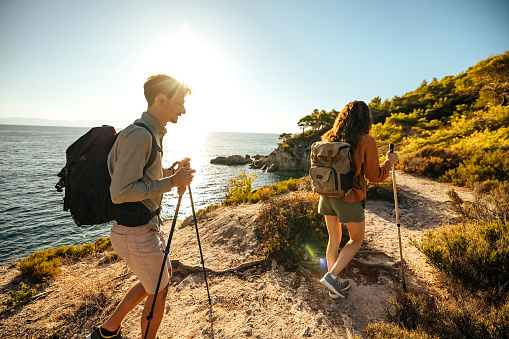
56;122;161;227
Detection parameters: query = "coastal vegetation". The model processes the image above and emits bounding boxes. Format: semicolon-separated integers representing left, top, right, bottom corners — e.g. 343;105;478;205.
3;51;508;338
270;51;509;338
279;51;509;188
216;170;393;267
1;282;36;308
17;238;112;282
368;52;509;186
366;185;509;339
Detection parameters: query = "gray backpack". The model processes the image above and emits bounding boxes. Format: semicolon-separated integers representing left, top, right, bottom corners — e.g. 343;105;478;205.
309;142;355;198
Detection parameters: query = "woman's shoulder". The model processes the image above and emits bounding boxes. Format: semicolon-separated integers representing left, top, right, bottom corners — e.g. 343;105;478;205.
358;133;376;146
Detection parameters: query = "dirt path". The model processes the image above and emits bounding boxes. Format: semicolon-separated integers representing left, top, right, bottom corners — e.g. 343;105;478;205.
0;171;474;338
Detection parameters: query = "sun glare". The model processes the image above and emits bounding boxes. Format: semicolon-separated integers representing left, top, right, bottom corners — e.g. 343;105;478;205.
133;27;240;133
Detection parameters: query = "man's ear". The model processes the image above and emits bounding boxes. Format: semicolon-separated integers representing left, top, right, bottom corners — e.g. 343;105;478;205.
155;93;167;105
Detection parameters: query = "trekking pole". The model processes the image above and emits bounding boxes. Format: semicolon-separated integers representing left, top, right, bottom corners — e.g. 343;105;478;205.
188;185;212;306
144;162;183;339
389;144;407;292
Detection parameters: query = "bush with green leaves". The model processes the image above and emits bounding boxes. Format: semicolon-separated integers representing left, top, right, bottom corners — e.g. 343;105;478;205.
223;170;257;206
1;282;37;308
249;178;300;203
18;249;62;282
224;170;302;206
413;220;509;299
399;145;461;178
441;150;509;186
367;290;509;339
448;181;509;222
18;237;112;282
254;193;347;269
186;174;303;226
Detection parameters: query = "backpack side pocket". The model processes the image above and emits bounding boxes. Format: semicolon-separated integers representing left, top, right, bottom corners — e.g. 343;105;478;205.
310;166;337;194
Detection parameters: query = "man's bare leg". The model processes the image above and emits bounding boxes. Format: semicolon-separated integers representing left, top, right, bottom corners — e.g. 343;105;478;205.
101;281;148;332
141;284;169;339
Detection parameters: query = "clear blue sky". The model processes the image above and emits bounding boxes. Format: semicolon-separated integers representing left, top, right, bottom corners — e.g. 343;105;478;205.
1;0;508;133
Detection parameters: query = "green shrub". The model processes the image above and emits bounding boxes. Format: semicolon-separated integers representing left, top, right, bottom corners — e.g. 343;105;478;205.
372;290;509;339
223;170;257;206
365;322;437;339
224;171;302;207
366;178;395;200
105;252;118;263
248;186;275;203
400;145;461;178
255;193;330;268
442;150;509;186
18;237;113;281
94;237;112;252
448;182;509;222
19;254;61;282
414;220;509;298
1;282;37;308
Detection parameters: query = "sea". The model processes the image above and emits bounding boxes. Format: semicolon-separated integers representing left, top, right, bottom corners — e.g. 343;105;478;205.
0;124;303;265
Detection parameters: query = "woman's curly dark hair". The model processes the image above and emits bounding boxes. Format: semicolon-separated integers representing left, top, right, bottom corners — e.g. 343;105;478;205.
321;100;372;151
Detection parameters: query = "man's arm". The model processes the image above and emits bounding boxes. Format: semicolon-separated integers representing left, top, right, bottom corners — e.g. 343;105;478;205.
109;128;172;204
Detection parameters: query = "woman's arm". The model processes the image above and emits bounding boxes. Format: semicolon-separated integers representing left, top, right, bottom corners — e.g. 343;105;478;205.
362;135;394;183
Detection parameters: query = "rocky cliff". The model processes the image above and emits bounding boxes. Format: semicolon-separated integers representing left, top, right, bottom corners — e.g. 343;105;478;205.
262;131;321;172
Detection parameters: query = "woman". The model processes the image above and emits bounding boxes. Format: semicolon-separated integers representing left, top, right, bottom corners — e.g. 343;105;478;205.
318;100;398;298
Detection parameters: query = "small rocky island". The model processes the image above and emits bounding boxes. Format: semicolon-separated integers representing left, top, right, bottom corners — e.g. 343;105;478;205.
210;154;271;170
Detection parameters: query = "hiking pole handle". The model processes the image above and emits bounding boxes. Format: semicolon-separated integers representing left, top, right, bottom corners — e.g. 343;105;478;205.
177;162;192;196
389;143;395;153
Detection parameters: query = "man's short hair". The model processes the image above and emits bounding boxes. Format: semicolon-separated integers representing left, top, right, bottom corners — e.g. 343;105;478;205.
144;74;191;105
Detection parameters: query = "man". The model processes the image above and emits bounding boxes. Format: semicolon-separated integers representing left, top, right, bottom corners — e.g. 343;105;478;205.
87;74;195;339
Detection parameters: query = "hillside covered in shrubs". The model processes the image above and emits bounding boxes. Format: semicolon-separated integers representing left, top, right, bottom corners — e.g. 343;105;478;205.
274;51;509;338
283;51;509;188
3;52;508;338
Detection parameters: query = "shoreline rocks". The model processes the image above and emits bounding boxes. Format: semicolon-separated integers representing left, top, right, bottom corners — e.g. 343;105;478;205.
210;154;269;169
210;131;320;173
210;155;251;165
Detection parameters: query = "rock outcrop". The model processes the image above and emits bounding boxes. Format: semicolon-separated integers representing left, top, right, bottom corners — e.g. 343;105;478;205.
210;154;269;168
250;155;268;169
210;154;251;165
262;132;321;172
209;132;321;173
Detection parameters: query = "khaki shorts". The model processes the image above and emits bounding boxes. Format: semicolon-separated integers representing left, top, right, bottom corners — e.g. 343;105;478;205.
110;223;171;294
318;196;365;223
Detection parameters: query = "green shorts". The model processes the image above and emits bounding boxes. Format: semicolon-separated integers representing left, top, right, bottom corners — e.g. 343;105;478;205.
318;196;365;223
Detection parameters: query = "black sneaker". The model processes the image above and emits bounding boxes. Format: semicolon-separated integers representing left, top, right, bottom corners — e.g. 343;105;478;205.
320;272;345;298
328;278;350;299
86;326;122;339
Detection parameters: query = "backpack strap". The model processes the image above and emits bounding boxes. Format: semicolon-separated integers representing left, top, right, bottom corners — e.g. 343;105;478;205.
134;122;163;173
327;150;333;167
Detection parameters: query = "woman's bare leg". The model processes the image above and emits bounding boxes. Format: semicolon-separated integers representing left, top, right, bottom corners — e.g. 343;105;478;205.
324;215;342;272
330;221;365;276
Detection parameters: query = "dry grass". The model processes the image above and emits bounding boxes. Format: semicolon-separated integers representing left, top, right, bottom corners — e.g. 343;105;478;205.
0;253;132;338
